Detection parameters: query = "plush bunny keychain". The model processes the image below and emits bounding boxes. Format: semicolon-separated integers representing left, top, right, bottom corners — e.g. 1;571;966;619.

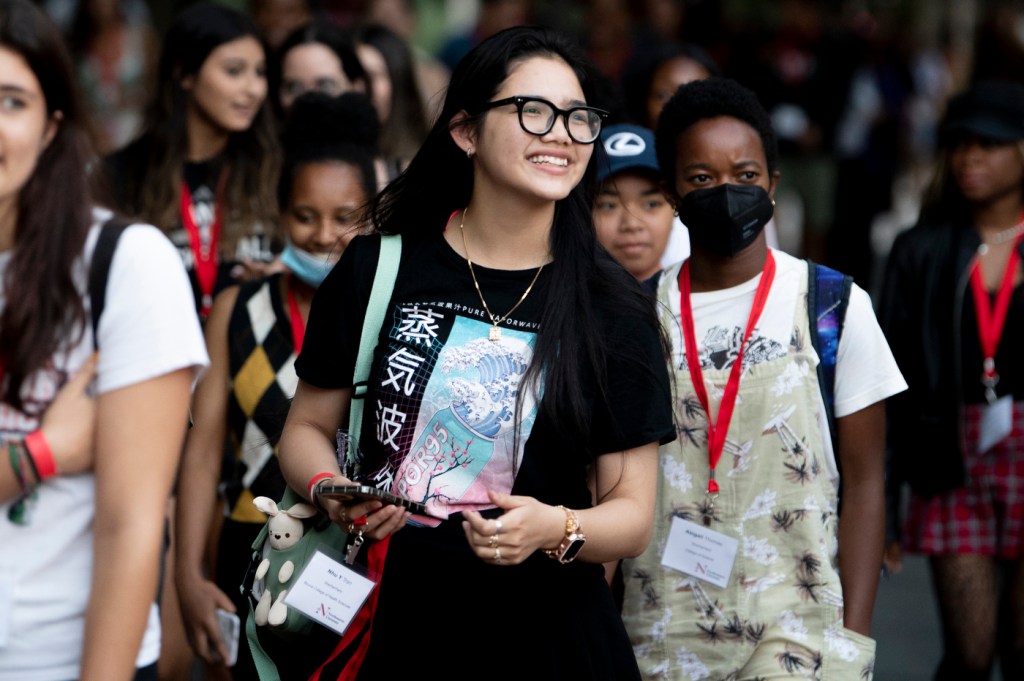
252;496;317;627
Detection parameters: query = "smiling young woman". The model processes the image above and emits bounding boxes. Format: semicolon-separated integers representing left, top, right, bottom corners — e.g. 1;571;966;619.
103;2;280;321
276;25;675;681
0;2;208;681
174;92;378;681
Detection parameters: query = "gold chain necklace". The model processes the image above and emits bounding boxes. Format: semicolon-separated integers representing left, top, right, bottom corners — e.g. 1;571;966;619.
459;208;544;341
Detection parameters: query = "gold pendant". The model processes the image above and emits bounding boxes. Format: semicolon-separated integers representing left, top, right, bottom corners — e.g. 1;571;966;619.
489;326;501;341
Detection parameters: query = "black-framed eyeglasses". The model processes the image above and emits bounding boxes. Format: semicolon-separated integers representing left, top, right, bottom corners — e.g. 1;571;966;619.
475;96;609;144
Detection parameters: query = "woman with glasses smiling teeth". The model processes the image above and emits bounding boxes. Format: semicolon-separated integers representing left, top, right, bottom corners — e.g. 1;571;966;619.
277;25;675;681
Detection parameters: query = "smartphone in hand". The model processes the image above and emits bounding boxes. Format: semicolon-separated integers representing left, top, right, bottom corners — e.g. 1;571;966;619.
318;485;429;516
216;608;240;667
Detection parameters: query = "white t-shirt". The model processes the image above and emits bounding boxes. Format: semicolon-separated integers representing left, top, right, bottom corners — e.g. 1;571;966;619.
0;209;209;681
659;249;907;475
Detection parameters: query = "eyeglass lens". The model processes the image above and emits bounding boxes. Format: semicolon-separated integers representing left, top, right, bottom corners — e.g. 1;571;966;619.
520;99;602;143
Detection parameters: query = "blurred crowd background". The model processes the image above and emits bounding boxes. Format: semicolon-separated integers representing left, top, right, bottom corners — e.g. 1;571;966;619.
41;0;1024;300
33;2;1024;679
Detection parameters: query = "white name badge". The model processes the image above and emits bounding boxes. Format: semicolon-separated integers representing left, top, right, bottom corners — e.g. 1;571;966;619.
661;517;738;589
284;550;375;636
978;395;1013;454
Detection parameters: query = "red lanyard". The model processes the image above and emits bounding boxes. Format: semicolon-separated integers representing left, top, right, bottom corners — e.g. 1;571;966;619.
180;180;222;317
678;252;776;497
287;279;306;354
969;231;1024;402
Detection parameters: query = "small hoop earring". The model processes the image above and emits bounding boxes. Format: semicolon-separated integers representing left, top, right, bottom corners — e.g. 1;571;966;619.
466;148;474;159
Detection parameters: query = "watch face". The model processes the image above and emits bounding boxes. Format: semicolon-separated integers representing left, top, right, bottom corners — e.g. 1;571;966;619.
561;535;585;563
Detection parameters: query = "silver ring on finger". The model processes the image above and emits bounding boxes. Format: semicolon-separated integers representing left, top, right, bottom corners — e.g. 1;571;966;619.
493;547;502;565
495;519;503;535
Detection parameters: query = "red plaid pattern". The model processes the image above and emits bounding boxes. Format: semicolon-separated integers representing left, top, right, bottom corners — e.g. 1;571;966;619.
904;400;1024;558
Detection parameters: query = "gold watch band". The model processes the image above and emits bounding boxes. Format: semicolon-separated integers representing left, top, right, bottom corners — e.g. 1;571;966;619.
543;505;580;558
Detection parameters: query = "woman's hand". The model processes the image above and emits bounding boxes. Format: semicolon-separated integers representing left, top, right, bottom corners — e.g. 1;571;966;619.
461;490;565;566
39;352;98;476
175;573;236;667
882;542;904;576
316;475;411;541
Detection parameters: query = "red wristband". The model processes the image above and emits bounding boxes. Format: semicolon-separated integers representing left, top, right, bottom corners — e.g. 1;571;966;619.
25;430;57;480
307;471;336;499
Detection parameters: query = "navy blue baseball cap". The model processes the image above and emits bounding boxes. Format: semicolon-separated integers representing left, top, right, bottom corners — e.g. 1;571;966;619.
596;124;661;184
941;80;1024;144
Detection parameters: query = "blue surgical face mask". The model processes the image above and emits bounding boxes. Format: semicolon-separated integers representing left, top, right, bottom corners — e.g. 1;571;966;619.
280;242;338;288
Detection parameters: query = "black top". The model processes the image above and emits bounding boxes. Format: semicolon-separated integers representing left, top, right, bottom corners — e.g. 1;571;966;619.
880;215;1024;496
103;138;276;315
295;230;674;680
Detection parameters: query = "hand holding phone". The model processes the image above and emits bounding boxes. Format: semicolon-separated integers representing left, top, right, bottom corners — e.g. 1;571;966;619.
318;485;428;516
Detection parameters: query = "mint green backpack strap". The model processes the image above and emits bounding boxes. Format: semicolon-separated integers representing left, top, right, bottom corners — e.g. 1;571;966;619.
246;601;280;681
247;236;401;680
346;234;402;466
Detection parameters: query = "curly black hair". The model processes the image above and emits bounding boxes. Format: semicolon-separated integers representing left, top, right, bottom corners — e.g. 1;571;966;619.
654;77;778;193
278;91;380;210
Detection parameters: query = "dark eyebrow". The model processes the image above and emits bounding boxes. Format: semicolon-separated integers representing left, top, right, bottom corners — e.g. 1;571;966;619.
680;160;764;173
680;162;711;173
0;84;37;97
520;95;589;108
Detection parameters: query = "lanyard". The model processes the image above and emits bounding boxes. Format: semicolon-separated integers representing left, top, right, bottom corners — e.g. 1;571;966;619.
678;251;776;502
286;279;306;354
180;180;222;317
969;231;1024;403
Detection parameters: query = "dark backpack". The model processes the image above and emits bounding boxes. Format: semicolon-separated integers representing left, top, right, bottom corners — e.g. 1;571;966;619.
806;260;853;491
87;215;132;347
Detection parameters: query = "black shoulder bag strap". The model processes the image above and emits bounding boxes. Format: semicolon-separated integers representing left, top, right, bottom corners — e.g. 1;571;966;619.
88;215;132;349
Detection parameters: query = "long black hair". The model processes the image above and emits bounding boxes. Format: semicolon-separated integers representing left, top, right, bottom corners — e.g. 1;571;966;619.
354;22;430;161
369;25;660;446
0;0;94;411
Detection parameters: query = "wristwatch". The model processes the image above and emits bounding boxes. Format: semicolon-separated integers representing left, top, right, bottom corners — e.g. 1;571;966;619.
543;505;586;564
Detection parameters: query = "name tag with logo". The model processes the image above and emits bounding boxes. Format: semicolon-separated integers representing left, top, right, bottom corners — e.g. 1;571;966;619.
661;517;738;589
284;550;375;635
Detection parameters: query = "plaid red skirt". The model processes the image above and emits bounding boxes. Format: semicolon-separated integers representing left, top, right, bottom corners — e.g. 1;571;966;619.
904;399;1024;558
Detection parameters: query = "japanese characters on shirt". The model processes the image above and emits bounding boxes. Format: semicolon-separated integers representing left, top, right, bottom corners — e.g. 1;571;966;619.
359;298;541;525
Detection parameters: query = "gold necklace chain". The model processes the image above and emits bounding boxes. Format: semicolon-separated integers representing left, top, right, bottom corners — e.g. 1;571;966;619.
459;207;544;341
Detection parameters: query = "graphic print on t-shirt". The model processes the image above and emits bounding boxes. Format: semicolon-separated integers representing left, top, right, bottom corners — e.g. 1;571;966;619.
360;301;538;524
683;325;787;371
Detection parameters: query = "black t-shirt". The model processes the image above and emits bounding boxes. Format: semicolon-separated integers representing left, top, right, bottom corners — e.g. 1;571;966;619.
103;141;276;315
296;230;673;679
297;230;675;519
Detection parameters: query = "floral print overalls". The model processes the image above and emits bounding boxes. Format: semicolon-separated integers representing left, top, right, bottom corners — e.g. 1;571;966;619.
621;262;876;680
